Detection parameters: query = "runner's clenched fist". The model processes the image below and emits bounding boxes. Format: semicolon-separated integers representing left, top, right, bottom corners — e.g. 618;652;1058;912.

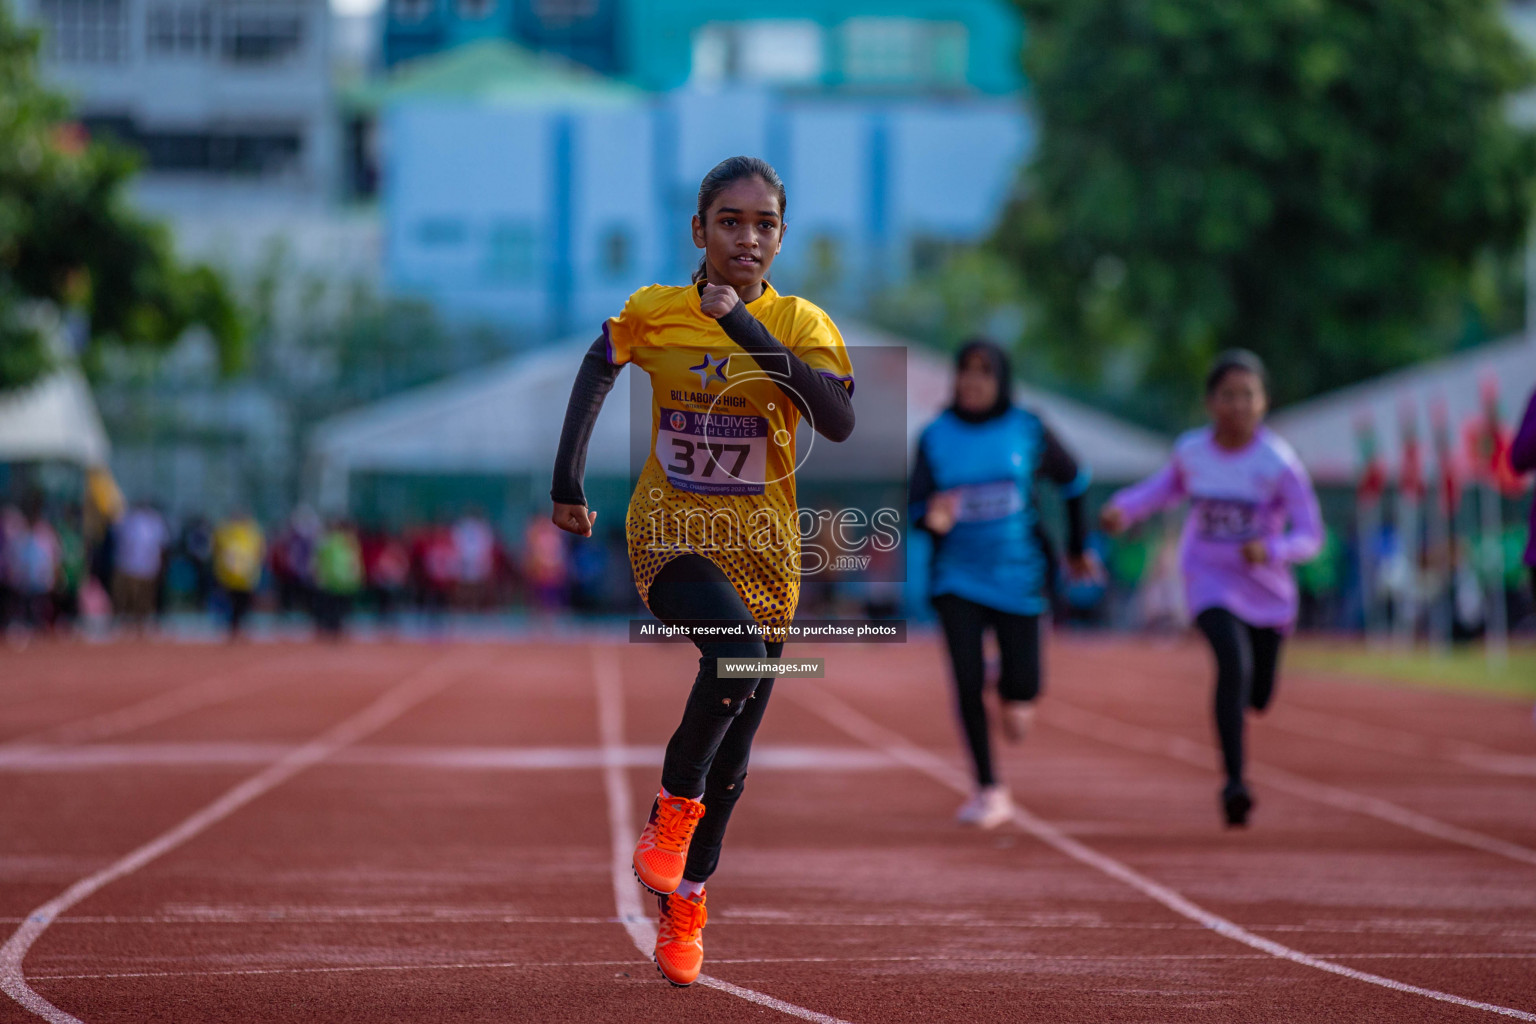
700;283;740;319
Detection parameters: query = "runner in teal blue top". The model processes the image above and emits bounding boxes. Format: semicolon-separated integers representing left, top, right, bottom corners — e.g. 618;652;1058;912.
909;340;1095;828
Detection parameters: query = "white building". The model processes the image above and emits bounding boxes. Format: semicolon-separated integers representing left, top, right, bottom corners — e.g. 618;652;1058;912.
18;0;338;208
15;0;386;286
1268;334;1536;485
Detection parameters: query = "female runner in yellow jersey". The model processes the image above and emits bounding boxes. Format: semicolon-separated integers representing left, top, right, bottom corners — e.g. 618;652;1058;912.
550;156;855;987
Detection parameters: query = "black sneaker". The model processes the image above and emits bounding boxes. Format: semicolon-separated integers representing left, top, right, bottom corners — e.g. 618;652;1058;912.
1222;782;1253;828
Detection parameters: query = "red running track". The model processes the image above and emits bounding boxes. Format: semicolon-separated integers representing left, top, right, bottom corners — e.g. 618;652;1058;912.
1;635;1535;1023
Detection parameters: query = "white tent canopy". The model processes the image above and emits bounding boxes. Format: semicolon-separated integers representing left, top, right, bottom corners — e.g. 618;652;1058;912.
308;322;1170;508
894;330;1169;482
1267;335;1536;485
0;367;111;467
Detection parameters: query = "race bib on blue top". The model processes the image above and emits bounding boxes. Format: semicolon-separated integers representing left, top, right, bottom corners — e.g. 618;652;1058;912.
952;480;1025;523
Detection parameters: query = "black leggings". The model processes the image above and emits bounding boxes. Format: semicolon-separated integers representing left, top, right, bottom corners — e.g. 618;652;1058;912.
933;592;1042;789
1194;607;1283;787
646;554;782;883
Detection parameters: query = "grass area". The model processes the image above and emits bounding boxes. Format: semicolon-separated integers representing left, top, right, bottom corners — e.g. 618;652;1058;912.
1289;641;1536;700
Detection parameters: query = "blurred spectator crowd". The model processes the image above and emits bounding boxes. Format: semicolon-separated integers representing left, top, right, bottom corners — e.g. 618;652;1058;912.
0;497;634;641
3;493;1529;643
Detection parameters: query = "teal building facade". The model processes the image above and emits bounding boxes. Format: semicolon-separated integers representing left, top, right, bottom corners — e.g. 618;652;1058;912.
383;0;1024;98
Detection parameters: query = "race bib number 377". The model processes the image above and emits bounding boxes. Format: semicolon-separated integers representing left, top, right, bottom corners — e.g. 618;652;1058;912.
656;407;768;495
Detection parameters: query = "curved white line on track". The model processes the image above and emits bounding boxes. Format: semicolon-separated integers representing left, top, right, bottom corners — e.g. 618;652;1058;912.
793;687;1536;1023
0;666;293;761
14;912;1536;940
591;648;857;1024
1268;705;1536;777
1070;647;1536;776
1045;701;1536;868
28;949;1536;983
0;652;479;1024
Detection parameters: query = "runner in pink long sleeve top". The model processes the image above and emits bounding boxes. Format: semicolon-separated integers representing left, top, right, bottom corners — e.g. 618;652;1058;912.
1102;350;1322;829
1510;387;1536;581
1107;424;1323;630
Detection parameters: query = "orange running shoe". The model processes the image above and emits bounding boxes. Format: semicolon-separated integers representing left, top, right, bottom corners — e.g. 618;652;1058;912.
632;792;706;896
654;888;707;987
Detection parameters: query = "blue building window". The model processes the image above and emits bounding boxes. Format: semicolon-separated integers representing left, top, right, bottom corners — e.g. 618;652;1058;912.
392;0;434;25
930;23;968;84
484;220;538;281
417;217;467;247
840;18;968;89
600;227;631;278
532;0;597;25
38;0;128;63
455;0;495;20
690;20;824;87
146;4;212;57
515;0;615;74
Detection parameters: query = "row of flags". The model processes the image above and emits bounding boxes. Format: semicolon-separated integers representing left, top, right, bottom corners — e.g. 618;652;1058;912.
1351;374;1526;659
1354;376;1530;504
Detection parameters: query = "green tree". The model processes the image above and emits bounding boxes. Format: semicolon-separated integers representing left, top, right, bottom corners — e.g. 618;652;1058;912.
239;240;507;413
868;247;1026;353
0;1;241;392
999;0;1536;427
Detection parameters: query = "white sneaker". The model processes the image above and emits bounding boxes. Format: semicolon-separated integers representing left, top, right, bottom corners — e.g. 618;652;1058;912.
956;785;1012;829
999;701;1037;744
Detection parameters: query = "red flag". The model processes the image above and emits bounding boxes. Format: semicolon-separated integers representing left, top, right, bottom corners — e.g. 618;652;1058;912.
1478;375;1528;496
1398;400;1425;499
1354;413;1388;501
1430;399;1459;515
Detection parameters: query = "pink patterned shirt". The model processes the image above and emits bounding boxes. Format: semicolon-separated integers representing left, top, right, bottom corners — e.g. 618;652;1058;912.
1109;426;1323;629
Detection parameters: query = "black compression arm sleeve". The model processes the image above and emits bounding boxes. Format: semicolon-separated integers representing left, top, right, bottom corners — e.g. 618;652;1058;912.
1036;425;1088;559
908;439;941;536
714;302;855;442
1063;493;1087;560
550;335;622;506
1036;425;1081;489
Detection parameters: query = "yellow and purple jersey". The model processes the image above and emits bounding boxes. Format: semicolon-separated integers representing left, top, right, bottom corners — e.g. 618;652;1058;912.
604;282;854;628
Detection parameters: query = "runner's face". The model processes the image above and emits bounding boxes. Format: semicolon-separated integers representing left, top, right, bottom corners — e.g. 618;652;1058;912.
955;353;1000;414
692;178;784;291
1206;368;1267;439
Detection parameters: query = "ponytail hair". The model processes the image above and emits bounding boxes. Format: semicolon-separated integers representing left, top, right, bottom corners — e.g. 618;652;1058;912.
691;156;787;284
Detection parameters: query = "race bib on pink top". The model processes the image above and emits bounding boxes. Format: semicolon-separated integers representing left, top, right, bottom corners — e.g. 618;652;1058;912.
1193;497;1261;542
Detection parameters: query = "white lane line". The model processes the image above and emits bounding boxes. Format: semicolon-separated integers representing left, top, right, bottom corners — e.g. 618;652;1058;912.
7;914;622;925
1267;705;1536;777
30;950;1536;983
28;960;651;983
0;666;294;760
16;913;1536;940
591;647;857;1024
1046;701;1536;869
0;651;479;1024
792;687;1536;1023
1071;648;1536;777
0;742;901;773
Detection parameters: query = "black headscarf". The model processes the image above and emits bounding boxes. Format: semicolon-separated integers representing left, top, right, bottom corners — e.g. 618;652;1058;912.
949;338;1014;424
